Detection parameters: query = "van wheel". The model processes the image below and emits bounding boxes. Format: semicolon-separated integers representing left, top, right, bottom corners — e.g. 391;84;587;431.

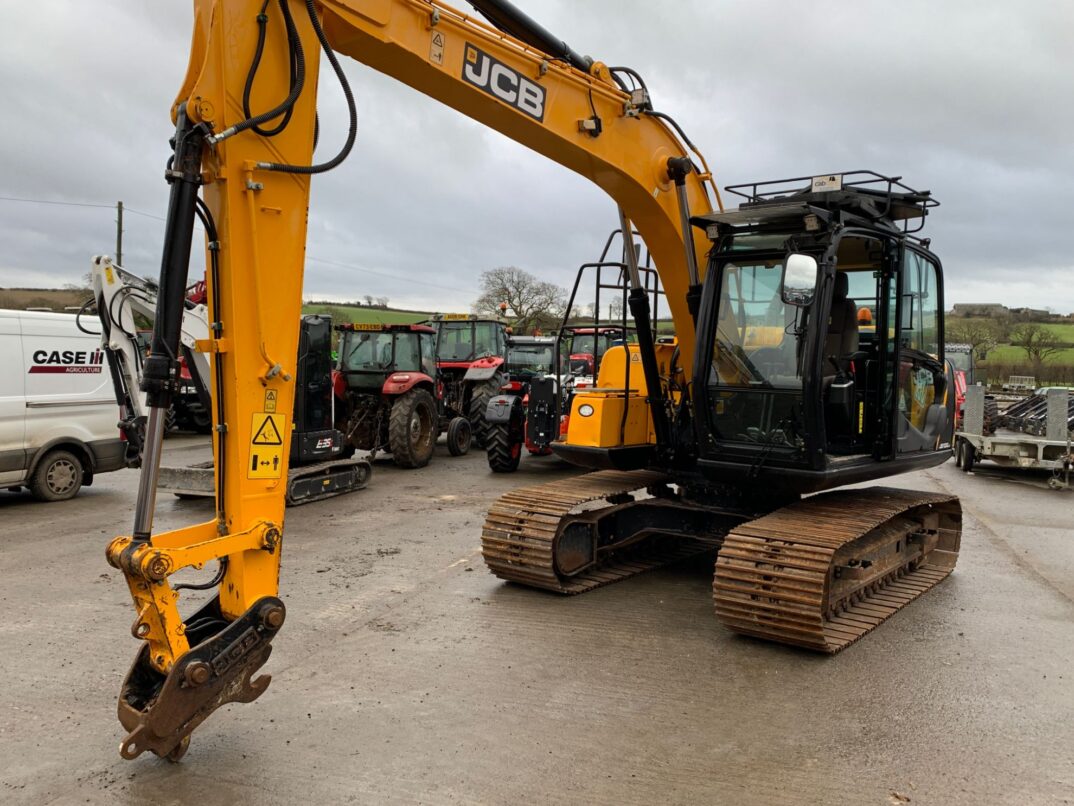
29;449;83;501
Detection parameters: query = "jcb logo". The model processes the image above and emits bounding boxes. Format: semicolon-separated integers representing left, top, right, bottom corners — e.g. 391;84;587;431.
462;44;545;122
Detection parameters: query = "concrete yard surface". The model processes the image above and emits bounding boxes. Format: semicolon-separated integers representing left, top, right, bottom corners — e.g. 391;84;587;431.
0;436;1071;805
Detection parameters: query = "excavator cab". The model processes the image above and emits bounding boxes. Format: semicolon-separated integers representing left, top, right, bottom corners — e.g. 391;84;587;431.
692;172;955;493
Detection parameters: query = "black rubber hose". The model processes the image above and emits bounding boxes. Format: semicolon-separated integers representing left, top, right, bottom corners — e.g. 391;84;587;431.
213;0;305;143
243;0;301;137
75;296;101;335
174;557;229;592
258;0;356;174
608;66;648;91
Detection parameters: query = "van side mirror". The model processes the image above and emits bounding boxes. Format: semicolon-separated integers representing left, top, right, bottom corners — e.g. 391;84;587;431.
782;254;818;307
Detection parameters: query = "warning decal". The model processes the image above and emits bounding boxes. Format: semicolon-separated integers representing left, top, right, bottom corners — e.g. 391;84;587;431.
430;30;444;65
264;389;278;413
248;413;285;479
252;415;283;445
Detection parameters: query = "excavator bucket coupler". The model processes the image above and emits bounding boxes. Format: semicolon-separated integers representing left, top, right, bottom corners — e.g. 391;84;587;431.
117;596;285;762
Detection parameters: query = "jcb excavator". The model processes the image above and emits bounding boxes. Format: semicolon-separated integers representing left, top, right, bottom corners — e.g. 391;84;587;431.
109;0;960;761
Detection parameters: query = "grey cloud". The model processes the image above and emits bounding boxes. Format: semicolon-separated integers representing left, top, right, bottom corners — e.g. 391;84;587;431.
1;0;1070;313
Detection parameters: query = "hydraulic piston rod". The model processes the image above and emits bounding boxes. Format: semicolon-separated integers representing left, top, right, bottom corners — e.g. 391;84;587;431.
131;109;205;543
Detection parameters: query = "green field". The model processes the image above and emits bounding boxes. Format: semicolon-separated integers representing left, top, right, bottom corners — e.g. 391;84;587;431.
1039;322;1074;340
956;317;1074;341
302;304;431;325
984;344;1074;365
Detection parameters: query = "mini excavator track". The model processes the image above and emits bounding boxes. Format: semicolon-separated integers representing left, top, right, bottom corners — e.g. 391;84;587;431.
481;470;713;592
714;487;961;652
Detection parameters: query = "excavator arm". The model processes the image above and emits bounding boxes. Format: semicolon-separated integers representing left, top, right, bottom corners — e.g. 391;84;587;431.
109;0;717;760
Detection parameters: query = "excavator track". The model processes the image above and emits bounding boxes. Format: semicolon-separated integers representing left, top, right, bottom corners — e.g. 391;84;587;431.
714;487;961;653
482;469;709;593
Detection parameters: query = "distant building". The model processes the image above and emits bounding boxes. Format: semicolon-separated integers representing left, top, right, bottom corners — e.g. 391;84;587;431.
950;303;1009;318
1009;307;1050;319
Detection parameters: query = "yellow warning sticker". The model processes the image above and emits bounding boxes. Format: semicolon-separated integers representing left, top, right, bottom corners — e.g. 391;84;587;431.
430;30;445;66
264;389;278;413
248;413;285;479
252;414;283;445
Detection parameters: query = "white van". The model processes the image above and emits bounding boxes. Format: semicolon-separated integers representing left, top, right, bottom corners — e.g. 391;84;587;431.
0;309;127;500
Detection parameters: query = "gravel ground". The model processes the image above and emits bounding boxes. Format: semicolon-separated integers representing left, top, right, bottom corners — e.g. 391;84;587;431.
0;436;1071;805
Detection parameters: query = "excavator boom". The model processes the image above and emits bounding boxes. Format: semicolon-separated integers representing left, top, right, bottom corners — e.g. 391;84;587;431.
108;0;716;760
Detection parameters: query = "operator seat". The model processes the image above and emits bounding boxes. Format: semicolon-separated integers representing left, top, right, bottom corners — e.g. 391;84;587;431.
824;272;859;383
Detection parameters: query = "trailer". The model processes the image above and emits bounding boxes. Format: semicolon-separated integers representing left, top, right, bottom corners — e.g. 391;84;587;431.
955;385;1073;490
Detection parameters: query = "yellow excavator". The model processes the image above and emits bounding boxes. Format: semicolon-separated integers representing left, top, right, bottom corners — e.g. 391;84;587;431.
109;0;960;761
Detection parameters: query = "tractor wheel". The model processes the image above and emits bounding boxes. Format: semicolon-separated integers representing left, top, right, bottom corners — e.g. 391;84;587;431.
486;424;522;473
388;388;437;468
954;438;964;468
468;374;504;449
447;416;472;456
29;449;83;502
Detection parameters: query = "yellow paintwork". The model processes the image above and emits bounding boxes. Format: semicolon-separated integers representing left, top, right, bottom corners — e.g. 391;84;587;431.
568;392;651;447
567;340;682;447
110;0;717;675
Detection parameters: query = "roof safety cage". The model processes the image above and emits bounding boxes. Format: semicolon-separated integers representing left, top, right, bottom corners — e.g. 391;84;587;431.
723;170;939;234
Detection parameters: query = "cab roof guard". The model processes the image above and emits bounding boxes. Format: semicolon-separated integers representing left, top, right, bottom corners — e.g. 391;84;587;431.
722;170;939;235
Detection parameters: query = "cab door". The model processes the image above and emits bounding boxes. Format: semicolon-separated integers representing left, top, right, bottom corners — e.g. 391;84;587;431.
892;246;951;454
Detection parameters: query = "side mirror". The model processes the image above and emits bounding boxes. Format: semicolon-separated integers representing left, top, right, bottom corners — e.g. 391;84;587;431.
782;253;819;307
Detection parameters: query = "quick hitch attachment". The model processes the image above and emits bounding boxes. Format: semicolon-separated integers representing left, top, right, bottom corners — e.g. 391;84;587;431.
107;521;286;761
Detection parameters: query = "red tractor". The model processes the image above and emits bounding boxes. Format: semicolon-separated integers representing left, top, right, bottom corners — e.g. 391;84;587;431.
427;313;509;447
562;325;626;386
333;323;471;468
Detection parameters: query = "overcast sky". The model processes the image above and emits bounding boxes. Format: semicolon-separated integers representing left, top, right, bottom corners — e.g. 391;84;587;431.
1;1;1071;313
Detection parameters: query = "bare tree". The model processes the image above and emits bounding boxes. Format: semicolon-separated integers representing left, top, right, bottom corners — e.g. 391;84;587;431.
473;267;566;334
375;296;389;308
363;294;374;306
990;312;1014;343
608;296;624;321
946;318;998;360
1010;322;1063;376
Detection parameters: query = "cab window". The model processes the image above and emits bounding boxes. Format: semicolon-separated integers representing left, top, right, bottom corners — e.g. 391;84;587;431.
474;322;499;357
341;331;394;370
393;333;422;372
420;332;436;375
712;259;802;389
901;250;940;357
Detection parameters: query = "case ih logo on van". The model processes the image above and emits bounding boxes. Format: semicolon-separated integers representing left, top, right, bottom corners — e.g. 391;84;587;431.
30;349;105;374
462;44;545;122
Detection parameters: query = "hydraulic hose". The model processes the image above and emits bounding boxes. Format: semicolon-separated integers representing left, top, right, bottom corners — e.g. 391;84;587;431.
208;0;306;145
257;0;356;174
242;0;301;138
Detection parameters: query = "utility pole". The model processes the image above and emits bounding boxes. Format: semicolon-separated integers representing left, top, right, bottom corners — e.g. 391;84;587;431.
116;201;124;266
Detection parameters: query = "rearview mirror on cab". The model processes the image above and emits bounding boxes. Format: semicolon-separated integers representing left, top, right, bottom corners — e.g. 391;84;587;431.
782;253;818;307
